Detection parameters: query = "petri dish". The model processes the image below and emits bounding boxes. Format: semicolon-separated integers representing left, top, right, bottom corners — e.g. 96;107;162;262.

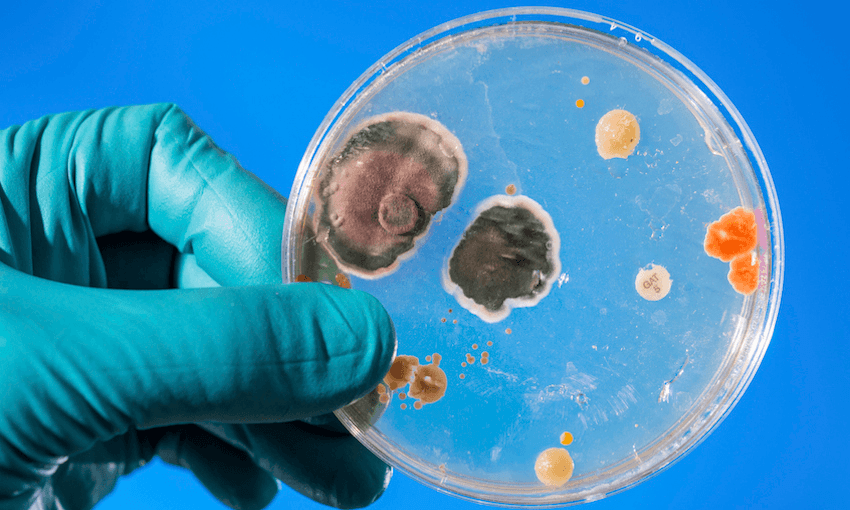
282;7;783;507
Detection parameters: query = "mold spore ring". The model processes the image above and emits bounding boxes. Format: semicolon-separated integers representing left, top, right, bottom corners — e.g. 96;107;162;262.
442;194;562;323
314;111;468;280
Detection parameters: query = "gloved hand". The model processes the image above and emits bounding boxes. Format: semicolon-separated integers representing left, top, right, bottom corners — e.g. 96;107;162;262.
0;104;396;510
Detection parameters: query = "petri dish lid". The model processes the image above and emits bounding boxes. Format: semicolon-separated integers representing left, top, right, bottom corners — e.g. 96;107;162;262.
283;7;783;507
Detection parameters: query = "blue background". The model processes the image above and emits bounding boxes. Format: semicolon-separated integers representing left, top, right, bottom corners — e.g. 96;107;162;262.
1;0;846;508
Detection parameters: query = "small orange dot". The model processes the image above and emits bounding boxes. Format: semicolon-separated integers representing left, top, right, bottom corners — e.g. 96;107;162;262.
426;355;432;362
459;374;466;379
453;319;458;324
576;99;585;108
399;393;406;400
505;328;512;335
461;362;467;367
448;309;453;313
481;351;489;357
414;401;423;410
295;274;312;282
581;76;590;85
441;318;447;323
506;184;517;195
376;385;386;395
467;355;476;365
481;358;489;365
335;273;352;289
487;341;493;347
379;394;389;404
400;403;407;410
560;431;574;446
472;344;478;350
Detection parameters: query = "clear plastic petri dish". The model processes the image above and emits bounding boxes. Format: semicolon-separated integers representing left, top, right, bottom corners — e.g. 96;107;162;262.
282;7;783;507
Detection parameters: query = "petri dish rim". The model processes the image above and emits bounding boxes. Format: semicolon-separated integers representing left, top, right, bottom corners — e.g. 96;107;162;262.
282;7;784;507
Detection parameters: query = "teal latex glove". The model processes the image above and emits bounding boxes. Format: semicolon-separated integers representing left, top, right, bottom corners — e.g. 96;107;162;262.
0;104;396;510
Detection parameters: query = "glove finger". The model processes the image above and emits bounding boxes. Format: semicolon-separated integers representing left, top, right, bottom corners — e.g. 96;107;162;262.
0;265;394;492
198;422;392;509
156;425;278;510
1;104;285;287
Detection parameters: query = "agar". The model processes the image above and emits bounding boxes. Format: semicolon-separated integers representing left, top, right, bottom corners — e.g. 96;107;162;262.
635;264;672;301
314;112;468;279
728;252;759;295
595;109;640;159
442;195;561;323
703;207;758;262
534;447;574;487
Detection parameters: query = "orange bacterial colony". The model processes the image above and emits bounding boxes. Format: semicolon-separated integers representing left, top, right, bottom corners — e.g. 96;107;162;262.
703;207;757;262
534;447;574;487
729;252;759;295
704;207;761;295
382;353;447;409
295;274;312;282
335;272;352;289
384;355;419;391
505;184;517;195
559;431;573;446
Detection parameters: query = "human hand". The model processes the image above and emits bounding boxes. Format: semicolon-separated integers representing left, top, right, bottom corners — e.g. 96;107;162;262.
0;104;396;510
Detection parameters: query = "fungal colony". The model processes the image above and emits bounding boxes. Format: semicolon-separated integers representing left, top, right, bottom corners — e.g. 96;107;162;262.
315;112;468;279
442;195;561;323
